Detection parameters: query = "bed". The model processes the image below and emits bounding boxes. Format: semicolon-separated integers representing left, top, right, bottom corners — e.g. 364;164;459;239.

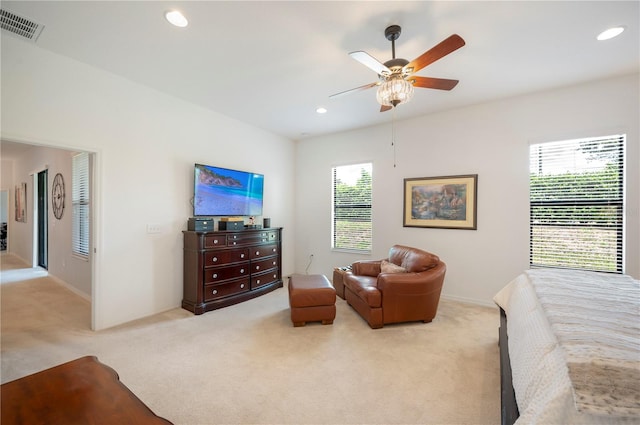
494;268;639;425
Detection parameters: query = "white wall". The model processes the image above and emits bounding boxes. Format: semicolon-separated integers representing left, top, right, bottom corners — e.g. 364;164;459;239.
296;73;640;306
0;158;15;252
0;191;7;223
1;159;14;251
1;36;296;330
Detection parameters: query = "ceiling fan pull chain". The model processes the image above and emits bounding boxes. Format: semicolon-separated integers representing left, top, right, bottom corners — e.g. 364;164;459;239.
392;108;397;168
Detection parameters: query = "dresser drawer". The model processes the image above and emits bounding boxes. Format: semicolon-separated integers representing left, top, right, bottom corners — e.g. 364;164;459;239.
204;263;249;284
251;257;278;274
250;244;279;259
226;235;268;246
204;278;250;302
204;248;249;267
226;230;279;246
204;235;226;248
251;269;280;290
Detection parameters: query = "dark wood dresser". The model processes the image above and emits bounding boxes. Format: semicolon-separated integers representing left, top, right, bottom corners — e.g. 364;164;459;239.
182;228;283;314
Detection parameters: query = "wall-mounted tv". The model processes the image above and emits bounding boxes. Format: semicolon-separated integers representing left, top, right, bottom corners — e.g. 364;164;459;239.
193;164;264;217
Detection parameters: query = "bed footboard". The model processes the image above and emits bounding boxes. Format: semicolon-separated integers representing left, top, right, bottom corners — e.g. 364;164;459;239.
499;307;519;425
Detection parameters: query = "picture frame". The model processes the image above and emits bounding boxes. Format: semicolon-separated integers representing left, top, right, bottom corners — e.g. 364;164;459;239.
403;174;477;230
15;182;27;223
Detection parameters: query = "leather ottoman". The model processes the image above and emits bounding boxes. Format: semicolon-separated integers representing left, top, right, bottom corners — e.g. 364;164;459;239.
288;274;336;327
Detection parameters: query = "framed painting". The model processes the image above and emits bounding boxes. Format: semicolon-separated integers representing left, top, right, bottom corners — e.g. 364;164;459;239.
15;182;27;223
403;174;477;229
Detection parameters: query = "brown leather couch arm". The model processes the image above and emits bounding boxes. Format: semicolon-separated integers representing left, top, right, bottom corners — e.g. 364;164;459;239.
378;263;446;295
351;260;382;277
378;263;447;323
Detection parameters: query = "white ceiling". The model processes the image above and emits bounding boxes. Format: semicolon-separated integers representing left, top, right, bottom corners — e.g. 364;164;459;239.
1;1;639;142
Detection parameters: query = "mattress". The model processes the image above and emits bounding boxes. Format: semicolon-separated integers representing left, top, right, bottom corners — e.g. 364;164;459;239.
494;269;640;425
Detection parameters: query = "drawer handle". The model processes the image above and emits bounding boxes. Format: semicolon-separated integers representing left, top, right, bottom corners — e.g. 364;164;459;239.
240;269;245;273
212;257;218;262
273;273;277;278
213;240;219;244
256;279;261;284
256;265;260;270
212;289;218;295
241;254;245;258
255;251;260;256
232;242;237;245
240;284;245;289
272;248;276;252
272;261;276;266
213;273;218;278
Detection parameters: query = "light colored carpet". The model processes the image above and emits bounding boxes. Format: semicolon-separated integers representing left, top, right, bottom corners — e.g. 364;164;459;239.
1;254;501;424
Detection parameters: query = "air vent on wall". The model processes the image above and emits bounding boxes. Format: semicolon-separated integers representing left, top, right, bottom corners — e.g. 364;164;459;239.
0;9;44;42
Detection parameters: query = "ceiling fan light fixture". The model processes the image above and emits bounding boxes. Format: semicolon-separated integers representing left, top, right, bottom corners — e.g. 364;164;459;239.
376;77;414;107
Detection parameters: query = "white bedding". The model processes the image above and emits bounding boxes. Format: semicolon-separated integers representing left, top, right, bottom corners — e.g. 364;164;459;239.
494;269;640;425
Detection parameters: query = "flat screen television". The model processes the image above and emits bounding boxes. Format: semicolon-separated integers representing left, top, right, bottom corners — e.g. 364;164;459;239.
193;164;264;217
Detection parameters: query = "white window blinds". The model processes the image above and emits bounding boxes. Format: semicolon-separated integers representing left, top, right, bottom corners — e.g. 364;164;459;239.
332;163;372;252
529;135;624;273
72;152;90;257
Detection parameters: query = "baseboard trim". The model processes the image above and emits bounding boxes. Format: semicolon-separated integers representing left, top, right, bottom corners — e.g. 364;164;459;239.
47;273;91;303
441;293;497;309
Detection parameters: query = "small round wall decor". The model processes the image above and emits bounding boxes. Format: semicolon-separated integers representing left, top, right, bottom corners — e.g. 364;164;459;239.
52;173;65;220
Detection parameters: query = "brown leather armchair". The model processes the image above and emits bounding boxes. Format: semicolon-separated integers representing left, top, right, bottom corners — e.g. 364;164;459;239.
343;245;446;329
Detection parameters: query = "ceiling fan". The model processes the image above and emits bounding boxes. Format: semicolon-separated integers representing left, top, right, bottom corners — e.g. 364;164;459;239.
330;25;465;112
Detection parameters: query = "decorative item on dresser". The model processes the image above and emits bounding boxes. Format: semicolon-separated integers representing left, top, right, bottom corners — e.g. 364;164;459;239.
182;227;283;315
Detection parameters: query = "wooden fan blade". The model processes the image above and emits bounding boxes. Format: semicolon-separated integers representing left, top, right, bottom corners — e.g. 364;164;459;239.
380;105;392;112
411;76;459;91
349;51;391;75
404;34;465;74
329;82;379;99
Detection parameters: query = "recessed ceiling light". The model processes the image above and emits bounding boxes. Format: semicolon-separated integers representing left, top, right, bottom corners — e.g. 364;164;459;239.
316;107;327;114
165;10;188;27
597;26;625;41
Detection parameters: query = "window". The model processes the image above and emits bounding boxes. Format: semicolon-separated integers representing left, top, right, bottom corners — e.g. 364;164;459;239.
332;163;372;252
529;135;624;273
72;152;90;258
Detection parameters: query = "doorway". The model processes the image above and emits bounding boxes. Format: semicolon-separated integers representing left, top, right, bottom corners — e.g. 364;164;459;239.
4;140;97;329
1;190;7;251
37;170;48;269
